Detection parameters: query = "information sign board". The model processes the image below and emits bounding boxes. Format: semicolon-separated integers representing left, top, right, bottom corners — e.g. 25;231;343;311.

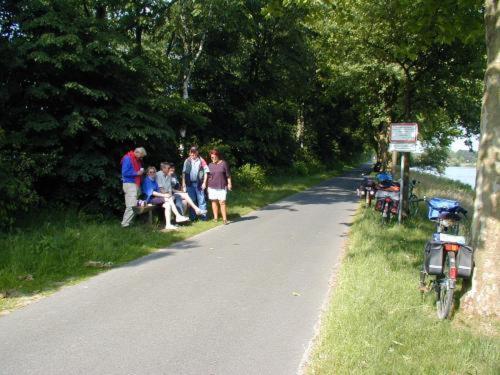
390;123;418;143
389;143;417;152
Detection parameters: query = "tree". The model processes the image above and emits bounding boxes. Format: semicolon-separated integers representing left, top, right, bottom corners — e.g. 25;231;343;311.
461;0;499;317
0;0;178;220
310;0;484;217
313;0;484;163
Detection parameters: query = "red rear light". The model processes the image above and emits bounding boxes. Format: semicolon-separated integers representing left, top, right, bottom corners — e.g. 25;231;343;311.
444;244;460;252
385;198;391;202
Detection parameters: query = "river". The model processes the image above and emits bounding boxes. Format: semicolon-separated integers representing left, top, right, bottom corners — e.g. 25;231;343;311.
443;166;477;188
413;166;477;188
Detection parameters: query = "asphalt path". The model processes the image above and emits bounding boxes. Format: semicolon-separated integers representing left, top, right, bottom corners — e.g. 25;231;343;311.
0;167;364;375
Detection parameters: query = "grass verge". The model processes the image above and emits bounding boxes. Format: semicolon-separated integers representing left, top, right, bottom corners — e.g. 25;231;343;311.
307;172;499;374
0;166;350;314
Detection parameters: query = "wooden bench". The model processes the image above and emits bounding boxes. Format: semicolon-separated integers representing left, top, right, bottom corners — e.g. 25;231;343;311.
133;205;156;225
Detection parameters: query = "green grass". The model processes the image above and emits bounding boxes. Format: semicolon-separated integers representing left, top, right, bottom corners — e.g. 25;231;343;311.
307;172;499;374
0;167;349;313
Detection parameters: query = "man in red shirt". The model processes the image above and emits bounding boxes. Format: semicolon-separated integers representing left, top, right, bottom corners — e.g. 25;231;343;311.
120;147;146;227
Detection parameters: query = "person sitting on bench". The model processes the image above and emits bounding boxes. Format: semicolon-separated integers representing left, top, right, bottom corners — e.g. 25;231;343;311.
156;162;207;217
142;166;189;231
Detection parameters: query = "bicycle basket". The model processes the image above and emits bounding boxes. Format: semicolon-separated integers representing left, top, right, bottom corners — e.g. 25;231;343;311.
427;198;461;220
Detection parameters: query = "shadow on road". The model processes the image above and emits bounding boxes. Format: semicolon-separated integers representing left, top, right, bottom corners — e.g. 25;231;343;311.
228;215;259;222
260;171;365;209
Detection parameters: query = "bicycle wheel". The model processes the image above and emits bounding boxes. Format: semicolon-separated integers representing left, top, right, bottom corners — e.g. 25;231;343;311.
409;194;419;217
381;202;390;224
436;252;455;319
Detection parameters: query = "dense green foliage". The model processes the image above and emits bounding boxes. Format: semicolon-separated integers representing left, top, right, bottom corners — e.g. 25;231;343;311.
311;0;485;166
0;0;485;227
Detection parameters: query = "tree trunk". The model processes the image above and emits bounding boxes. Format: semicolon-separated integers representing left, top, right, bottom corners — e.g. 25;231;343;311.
296;108;304;148
182;74;189;100
461;0;499;318
391;151;398;176
403;66;412;120
376;133;389;169
376;116;392;170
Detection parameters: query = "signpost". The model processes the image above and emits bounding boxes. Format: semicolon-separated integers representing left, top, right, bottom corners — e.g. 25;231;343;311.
390;123;418;224
390;123;418;143
389;143;417;152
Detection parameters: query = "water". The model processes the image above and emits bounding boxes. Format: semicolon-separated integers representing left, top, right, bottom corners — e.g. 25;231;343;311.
413;166;476;188
443;166;476;188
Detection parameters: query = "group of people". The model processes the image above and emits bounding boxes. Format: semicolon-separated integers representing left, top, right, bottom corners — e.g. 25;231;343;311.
120;146;232;231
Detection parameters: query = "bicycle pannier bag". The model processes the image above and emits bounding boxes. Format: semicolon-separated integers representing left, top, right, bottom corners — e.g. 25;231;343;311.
424;240;443;275
427;198;460;220
456;245;474;278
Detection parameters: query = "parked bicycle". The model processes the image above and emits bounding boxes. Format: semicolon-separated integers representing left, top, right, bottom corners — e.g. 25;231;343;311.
356;174;377;207
374;172;400;224
408;179;424;216
419;197;474;319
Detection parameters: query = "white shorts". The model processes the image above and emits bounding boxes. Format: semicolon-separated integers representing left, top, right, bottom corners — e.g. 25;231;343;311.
208;187;227;201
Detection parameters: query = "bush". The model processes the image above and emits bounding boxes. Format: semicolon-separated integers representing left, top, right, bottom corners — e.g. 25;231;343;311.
291;148;326;176
291;160;325;176
233;163;267;190
198;140;237;168
291;160;310;176
0;150;42;228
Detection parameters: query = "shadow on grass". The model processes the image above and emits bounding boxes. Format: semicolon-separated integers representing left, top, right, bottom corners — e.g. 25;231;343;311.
0;219;203;305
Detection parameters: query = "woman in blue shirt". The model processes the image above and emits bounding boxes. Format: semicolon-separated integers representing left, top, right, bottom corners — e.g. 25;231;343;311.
142;166;189;231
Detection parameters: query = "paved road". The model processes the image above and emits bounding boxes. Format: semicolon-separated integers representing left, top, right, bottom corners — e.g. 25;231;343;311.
0;168;364;375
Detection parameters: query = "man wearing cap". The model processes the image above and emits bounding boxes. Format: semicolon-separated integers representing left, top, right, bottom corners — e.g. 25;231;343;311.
120;147;146;227
182;146;209;220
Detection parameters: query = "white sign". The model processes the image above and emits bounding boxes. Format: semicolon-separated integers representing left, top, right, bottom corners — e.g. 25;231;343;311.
389;143;417;152
391;123;418;143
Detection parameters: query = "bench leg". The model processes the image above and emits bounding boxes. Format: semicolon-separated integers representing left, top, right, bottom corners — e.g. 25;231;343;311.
148;210;153;225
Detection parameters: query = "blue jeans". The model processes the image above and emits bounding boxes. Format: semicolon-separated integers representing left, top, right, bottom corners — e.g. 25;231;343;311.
186;185;207;220
174;195;184;215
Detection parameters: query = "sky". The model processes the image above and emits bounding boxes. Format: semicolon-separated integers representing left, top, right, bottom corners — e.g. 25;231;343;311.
451;136;479;152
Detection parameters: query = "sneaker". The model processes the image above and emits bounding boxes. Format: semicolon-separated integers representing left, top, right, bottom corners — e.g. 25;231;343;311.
176;215;190;223
200;209;208;215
